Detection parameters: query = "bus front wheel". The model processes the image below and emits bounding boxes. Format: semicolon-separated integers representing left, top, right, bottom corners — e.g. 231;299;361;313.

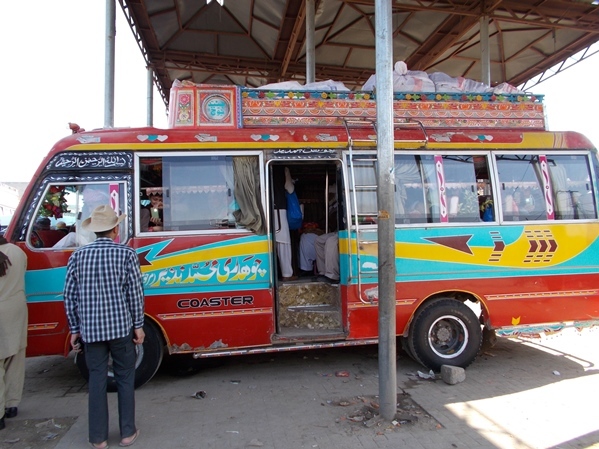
75;321;164;391
407;298;482;371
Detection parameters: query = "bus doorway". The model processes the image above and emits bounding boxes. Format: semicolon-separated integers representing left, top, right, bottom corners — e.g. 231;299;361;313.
269;160;346;342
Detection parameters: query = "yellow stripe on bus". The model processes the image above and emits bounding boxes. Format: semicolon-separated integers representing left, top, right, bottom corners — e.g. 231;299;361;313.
354;224;598;268
141;240;269;271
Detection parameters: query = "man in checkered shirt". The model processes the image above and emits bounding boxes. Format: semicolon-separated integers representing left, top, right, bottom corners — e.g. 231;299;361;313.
63;205;144;449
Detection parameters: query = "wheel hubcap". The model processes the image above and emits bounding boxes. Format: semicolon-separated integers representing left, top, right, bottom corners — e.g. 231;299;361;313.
428;314;469;359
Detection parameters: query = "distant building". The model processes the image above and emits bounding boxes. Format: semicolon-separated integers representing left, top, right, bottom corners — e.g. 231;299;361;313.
0;182;22;216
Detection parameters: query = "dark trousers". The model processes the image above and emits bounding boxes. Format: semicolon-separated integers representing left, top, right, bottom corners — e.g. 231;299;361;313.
85;331;137;444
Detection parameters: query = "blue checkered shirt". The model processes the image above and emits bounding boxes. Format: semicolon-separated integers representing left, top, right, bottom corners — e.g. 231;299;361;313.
63;237;144;343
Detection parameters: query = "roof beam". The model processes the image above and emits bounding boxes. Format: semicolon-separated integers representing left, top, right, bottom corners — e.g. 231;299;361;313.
510;33;599;85
405;12;480;70
119;0;599;108
276;0;306;79
520;41;599;90
340;0;599;32
154;50;373;82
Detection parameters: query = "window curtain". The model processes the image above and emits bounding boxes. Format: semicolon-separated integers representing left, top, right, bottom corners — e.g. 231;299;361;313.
394;155;422;217
421;157;439;221
232;157;266;234
549;163;573;219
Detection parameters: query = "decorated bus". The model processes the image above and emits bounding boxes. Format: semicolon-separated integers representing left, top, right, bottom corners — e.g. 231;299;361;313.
6;81;599;387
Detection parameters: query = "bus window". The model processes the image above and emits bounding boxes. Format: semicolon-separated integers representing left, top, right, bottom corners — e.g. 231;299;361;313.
547;155;597;220
359;153;494;226
28;182;127;249
443;155;488;223
497;155;546;221
349;155;378;224
474;155;494;222
139;155;264;233
395;154;437;224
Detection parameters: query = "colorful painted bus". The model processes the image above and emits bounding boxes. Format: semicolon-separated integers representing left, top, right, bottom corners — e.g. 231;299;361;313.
7;82;599;387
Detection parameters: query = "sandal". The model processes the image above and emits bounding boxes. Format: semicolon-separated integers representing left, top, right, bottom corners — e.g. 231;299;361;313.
119;429;140;447
89;442;109;449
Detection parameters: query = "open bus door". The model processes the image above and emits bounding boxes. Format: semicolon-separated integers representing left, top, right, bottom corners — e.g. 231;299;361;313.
268;159;346;343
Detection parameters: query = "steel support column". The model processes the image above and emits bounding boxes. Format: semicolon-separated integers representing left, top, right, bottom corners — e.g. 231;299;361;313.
104;0;116;128
306;0;316;84
147;67;154;127
375;0;397;422
480;15;491;85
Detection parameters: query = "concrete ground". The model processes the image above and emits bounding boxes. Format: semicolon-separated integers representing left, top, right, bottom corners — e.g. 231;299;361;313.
2;327;599;449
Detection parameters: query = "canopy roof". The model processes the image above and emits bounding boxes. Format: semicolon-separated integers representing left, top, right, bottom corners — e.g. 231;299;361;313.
119;0;599;106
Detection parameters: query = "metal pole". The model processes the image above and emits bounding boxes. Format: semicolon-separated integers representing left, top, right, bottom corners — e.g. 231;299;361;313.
324;171;329;233
480;15;491;86
104;0;116;128
306;0;316;84
375;0;397;421
147;67;154;127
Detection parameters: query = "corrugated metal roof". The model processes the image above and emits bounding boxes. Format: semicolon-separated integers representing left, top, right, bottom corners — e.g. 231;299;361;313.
118;0;599;106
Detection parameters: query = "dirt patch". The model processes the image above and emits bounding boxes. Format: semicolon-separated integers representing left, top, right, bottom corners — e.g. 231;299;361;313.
0;417;77;449
332;392;442;434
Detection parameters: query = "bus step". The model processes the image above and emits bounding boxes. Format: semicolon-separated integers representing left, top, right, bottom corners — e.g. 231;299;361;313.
278;282;340;307
287;304;337;313
278;281;341;330
278;307;342;330
273;328;346;343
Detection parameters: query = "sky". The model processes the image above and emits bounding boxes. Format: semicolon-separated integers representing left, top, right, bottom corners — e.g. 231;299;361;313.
1;1;598;182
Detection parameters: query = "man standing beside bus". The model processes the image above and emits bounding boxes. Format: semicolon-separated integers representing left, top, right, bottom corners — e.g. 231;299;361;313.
63;205;145;449
0;236;27;431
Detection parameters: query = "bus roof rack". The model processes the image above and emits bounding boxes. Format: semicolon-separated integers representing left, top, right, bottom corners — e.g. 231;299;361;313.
168;83;547;132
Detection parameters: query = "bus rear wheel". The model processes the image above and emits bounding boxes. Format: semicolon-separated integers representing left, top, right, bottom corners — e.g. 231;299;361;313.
399;336;424;366
407;298;482;371
75;320;164;391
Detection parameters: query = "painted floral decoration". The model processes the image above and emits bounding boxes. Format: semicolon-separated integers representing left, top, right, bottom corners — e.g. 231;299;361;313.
40;186;69;219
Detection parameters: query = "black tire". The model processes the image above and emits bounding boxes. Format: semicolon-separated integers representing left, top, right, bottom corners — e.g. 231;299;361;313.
480;327;498;354
407;299;482;371
399;336;423;365
75;320;164;391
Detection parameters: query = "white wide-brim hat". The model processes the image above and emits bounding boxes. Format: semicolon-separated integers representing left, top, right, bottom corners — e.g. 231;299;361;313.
81;205;126;233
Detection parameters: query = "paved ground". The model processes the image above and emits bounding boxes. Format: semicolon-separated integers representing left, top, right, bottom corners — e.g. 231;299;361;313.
2;328;599;449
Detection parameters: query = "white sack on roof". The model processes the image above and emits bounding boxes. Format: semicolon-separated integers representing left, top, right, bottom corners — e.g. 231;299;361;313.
257;80;304;90
429;72;492;93
428;72;465;92
394;61;408;75
361;60;435;92
257;79;349;91
302;80;350;91
362;74;376;91
493;82;524;94
461;78;493;93
398;70;435;92
362;62;524;94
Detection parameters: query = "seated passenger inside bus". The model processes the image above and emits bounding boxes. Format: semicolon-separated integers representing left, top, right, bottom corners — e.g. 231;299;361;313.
140;191;164;232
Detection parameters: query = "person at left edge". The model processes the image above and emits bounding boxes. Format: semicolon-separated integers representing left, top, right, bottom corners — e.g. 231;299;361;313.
63;205;145;449
0;235;28;431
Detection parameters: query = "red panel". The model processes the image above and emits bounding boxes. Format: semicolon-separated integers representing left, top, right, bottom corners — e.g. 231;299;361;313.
26;302;70;357
146;288;275;352
344;272;599;340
